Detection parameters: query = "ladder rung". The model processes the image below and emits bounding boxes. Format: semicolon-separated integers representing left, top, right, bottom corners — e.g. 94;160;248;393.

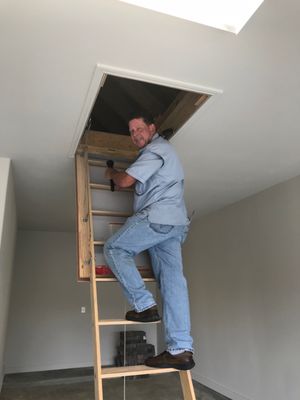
92;210;131;217
90;183;133;192
101;365;177;379
96;277;155;282
88;159;129;169
98;319;160;326
94;241;105;246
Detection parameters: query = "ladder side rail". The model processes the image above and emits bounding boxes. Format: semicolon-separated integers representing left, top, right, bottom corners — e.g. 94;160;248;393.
75;152;92;280
179;371;197;400
86;151;103;400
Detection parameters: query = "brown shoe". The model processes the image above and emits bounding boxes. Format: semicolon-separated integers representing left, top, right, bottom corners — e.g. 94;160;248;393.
145;351;195;370
125;306;161;323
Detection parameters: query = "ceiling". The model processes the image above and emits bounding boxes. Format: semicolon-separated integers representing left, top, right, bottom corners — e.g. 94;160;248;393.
1;0;300;232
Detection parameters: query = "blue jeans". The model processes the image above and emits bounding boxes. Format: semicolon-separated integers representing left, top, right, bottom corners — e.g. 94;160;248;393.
104;210;193;354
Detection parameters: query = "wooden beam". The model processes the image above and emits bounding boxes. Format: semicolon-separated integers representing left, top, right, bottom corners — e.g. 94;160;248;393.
79;130;138;161
156;92;210;137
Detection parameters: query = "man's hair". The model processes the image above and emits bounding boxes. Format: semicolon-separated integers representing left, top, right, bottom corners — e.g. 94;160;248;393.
127;111;154;126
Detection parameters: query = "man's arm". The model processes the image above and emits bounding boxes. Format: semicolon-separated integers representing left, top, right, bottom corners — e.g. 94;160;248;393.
105;168;136;188
105;151;162;188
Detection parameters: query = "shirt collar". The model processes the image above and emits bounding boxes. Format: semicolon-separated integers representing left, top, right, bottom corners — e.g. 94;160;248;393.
139;133;160;153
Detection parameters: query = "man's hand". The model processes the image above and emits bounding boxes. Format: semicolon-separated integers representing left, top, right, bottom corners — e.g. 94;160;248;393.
104;168;136;188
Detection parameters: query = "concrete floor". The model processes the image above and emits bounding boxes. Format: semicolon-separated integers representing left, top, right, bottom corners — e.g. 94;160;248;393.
0;368;230;400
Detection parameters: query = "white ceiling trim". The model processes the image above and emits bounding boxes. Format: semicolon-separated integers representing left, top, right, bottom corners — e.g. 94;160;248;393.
68;63;223;157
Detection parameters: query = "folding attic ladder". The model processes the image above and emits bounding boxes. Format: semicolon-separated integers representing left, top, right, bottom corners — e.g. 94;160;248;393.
75;131;196;400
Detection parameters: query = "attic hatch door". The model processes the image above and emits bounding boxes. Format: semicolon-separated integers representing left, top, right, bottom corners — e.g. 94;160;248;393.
78;74;211;159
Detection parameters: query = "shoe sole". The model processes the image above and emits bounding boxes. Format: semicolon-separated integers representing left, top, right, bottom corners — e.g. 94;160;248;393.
145;360;195;371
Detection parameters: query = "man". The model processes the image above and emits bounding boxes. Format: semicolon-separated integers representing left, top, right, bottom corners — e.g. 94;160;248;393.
104;113;194;370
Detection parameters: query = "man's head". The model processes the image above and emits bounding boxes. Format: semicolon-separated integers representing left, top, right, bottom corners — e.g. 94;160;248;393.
128;113;156;149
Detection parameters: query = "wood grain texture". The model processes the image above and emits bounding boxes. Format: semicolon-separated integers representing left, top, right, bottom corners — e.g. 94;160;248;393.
75;152;92;280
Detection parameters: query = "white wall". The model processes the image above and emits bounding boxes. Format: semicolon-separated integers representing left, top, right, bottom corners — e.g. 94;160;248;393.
184;174;300;400
4;230;157;373
0;158;17;391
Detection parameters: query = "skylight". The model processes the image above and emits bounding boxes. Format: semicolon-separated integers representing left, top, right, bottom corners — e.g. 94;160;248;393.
119;0;264;34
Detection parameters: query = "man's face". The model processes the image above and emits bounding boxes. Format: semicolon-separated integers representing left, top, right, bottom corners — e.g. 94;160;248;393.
129;118;156;149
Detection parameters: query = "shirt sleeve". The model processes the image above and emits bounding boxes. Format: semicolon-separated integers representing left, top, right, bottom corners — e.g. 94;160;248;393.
126;151;163;184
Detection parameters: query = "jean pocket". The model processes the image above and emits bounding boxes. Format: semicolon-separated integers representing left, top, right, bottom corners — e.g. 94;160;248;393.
149;223;174;234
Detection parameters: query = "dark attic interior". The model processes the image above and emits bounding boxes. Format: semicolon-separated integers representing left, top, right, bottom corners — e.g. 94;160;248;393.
85;75;210;139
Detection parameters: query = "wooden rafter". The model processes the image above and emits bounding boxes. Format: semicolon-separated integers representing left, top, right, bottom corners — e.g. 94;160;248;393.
155;92;210;137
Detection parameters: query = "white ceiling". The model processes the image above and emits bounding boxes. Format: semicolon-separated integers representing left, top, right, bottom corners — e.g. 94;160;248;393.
1;0;300;232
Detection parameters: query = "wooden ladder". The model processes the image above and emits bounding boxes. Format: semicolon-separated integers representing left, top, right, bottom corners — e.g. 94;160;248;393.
77;151;196;400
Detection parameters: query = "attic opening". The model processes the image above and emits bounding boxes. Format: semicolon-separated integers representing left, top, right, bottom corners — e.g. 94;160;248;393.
77;73;211;160
75;70;217;280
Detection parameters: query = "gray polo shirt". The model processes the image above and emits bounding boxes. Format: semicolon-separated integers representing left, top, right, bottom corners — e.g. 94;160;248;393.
126;134;188;225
